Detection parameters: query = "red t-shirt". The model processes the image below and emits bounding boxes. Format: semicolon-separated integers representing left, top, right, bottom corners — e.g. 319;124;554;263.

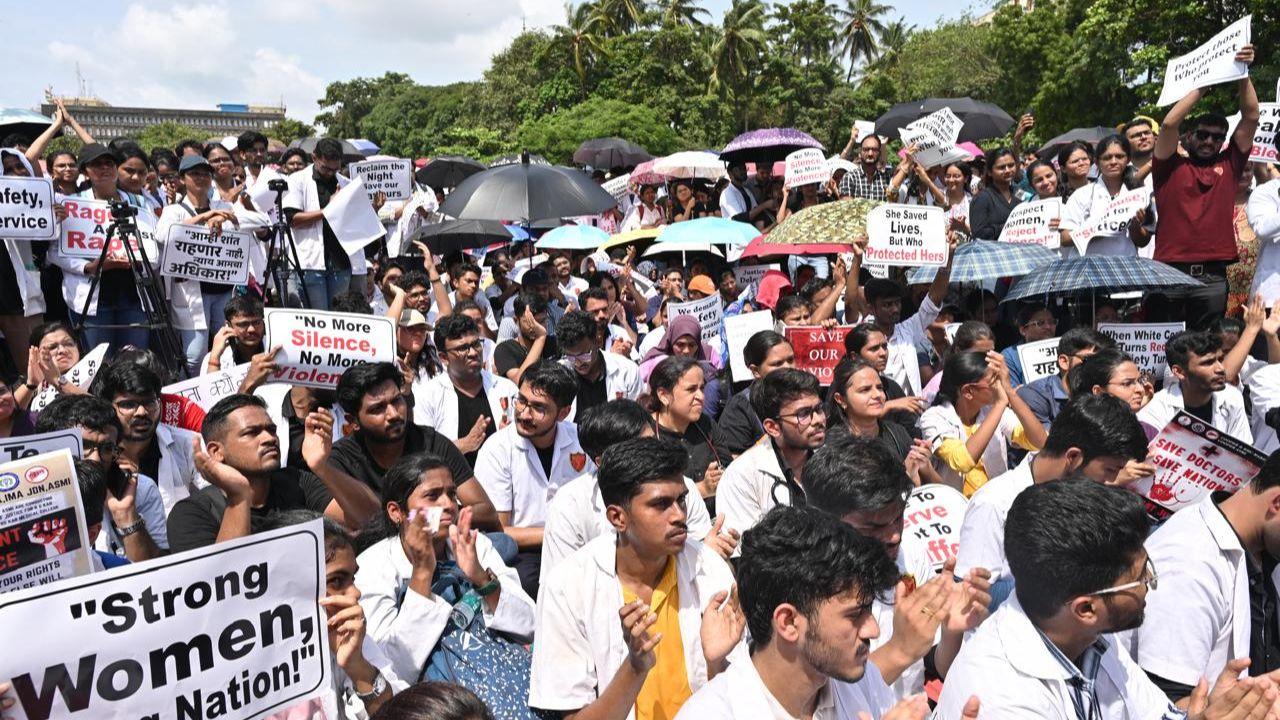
1152;141;1248;263
160;393;207;433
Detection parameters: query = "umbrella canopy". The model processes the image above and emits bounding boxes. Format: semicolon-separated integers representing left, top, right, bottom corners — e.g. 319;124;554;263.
573;137;653;168
288;137;365;163
1036;126;1116;164
630;160;663;186
601;226;663;250
1004;256;1203;302
0;108;52;144
408;219;515;256
535;224;610;250
415;155;484;189
874;98;1015;143
266;137;287;153
720;128;825;164
652;151;725;181
768;198;881;245
658;217;757;246
740;235;852;259
906;240;1058;284
439;153;618;225
347;138;380;156
489;153;549;168
642;240;723;258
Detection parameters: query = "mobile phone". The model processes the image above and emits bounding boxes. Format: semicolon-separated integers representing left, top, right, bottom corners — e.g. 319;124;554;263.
106;464;129;500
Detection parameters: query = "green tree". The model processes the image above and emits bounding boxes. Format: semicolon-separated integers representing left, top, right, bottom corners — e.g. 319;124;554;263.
135;122;206;153
882;20;998;100
554;2;609;89
657;0;710;27
769;0;837;67
516;97;680;163
432;126;518;162
592;0;650;36
710;0;768;131
867;18;912;74
835;0;890;81
264;118;315;145
360;82;478;157
314;72;414;138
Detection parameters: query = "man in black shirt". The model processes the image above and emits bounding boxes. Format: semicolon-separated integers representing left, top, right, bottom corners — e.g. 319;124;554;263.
168;394;378;551
556;309;610;416
329;361;499;530
494;291;558;385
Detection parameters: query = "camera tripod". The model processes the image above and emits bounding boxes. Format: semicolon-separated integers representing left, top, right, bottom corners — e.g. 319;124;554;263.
73;200;188;379
262;180;310;309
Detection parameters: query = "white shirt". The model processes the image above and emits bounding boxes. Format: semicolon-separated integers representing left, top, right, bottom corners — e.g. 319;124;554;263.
529;534;742;717
155;197;267;330
954;453;1037;580
282;164;364;271
886;295;941;395
919;402;1024;491
411;370;518;438
935;596;1183;720
472;422;595;528
1059;178;1153;258
332;636;410;720
621;202;665;232
717;437;793;544
0;151;43;316
561;351;644;423
675;650;895;720
719;184;753;219
540;471;713;578
48;189;155;316
154;424;209;513
558;275;589;304
1138;382;1253;444
354;532;535;684
1246;363;1280;455
1247;179;1280;303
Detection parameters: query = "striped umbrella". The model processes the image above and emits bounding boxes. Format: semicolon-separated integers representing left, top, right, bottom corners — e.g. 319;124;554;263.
907;240;1058;284
1004;255;1202;302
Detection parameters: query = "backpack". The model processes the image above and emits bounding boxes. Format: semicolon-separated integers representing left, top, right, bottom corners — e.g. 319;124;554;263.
419;562;556;720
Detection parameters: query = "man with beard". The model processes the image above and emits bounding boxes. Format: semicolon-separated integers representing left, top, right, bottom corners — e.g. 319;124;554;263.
203;294;266;373
474;360;591;595
677;505;980;719
328;361;497;530
579;286;637;356
1152;43;1258;325
1139;330;1252;442
555;309;642;420
167;394;374;551
1123;117;1159;186
530;437;744;719
717;369;827;541
935;479;1280;719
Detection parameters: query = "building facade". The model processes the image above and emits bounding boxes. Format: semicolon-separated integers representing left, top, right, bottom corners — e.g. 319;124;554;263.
41;98;286;139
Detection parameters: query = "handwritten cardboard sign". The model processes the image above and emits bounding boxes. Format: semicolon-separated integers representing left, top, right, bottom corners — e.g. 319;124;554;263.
865;204;948;267
159;223;252;285
785;325;853;385
901;483;968;573
264;309;397;388
348;158;413;203
0;176;56;240
900;107;967;168
1138;411;1267;520
1157;15;1252;106
999;198;1061;248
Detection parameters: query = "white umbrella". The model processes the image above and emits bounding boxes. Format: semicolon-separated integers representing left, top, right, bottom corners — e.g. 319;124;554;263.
652;151;725;180
642;240;723;258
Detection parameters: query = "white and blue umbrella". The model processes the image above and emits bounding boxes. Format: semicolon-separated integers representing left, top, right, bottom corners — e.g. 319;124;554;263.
535;224;609;250
907;240;1059;284
658;216;758;246
347;138;380;156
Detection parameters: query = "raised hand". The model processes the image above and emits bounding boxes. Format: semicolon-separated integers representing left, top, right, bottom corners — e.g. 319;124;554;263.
193;436;253;504
301;408;336;470
449;506;488;588
456;415;492;455
702;514;740;560
620;600;661;673
319;587;369;672
701;584;746;669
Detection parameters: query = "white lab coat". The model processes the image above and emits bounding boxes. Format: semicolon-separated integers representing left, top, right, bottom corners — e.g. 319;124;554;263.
1138;382;1253;444
283;164;364;271
154;423;208;513
871;548;938;700
674;648;895;720
561;351;644;423
934;596;1183;719
332;636;411;720
954;453;1037;580
716;436;792;544
1247;178;1280;303
1246;364;1280;455
472;421;595;528
919;402;1024;492
0;150;44;316
1059;178;1154;258
254;383;347;469
886;295;941;395
529;534;743;717
411;370;518;437
540;471;713;579
354;532;535;685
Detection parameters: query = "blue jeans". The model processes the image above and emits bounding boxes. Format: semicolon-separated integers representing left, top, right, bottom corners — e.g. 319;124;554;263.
70;304;150;357
203;290;233;335
286;269;351;309
179;329;207;374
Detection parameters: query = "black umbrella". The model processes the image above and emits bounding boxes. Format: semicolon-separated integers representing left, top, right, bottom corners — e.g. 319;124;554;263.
287;137;364;163
874;97;1015;143
408;219;515;256
489;153;549;168
573;137;652;168
440;152;618;225
415;155;484;189
1035;126;1116;164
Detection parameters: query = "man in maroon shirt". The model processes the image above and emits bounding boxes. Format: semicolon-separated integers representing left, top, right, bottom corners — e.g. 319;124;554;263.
1151;43;1258;329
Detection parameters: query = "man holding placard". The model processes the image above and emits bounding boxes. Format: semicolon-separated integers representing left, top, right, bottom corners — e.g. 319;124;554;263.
284;138;358;309
1139;330;1253;443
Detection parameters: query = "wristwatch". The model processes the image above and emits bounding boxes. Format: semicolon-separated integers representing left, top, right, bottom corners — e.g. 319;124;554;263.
356;671;387;704
117;518;146;538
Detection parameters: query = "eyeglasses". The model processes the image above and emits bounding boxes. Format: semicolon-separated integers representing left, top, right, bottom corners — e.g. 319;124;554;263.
445;339;483;356
1023;318;1057;329
513;396;550;418
113;397;160;412
777;404;826;427
1193;130;1228;143
82;439;119;457
1091;558;1157;597
563;350;595;365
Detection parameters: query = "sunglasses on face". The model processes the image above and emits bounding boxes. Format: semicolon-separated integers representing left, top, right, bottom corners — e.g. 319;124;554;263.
1193;130;1227;143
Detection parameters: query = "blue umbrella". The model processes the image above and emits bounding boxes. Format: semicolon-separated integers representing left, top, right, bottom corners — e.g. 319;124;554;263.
504;224;531;241
906;240;1058;284
658;217;758;246
1004;255;1202;302
535;224;609;250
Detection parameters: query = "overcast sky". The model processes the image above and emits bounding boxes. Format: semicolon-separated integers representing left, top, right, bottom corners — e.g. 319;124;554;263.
6;0;985;124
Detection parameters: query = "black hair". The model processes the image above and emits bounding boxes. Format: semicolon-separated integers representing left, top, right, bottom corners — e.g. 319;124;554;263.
1041;395;1146;462
648;356;702;414
45;149;77;171
556;310;599;351
512;290;549;318
115;144;150;169
1249;447;1280;492
750;368;821;421
775;294;811;319
982;148;1017;188
578;286;609;307
367;452;454;542
1067;349;1137;397
963;288;996;317
864;278;904;306
314;138;343;161
942;160;972;181
451;298;483;318
173;139;204;157
1058;327;1111;357
586;272;620;299
743;331;789;370
433;313;480;356
33;395;122;436
825;357;881;425
450;261;481;280
1187;112;1230;132
1165;330;1221;373
843;323;885;357
259;509;353;562
1015;301;1049;328
203;142;233;161
579;400;654;461
1006;479;1149;623
738;505;899;648
331;290;373;315
1122;118;1155;135
0;133;30;149
75;459;107;521
398;269;431;294
1209;315;1246;337
279;147;308;167
337;362;403;416
1024;159;1058;192
1055;141;1095;171
29;321;78;349
953;321;994;352
596;437;689;507
798;275;836;303
368;681;494;720
935;351;990;406
518;360;578;409
150;148;178;170
201;393;268;442
804;434;911;516
237;131;269;152
95;361;161;401
223;294;264;322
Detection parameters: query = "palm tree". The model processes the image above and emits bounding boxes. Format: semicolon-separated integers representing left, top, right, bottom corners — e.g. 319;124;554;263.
554;2;608;88
835;0;890;81
710;0;768;130
592;0;649;36
658;0;710;26
867;18;912;73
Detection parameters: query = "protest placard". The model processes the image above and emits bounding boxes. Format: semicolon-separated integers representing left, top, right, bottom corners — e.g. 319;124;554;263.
59;197;159;261
1137;411;1268;520
944;322;961;344
321;177;384;256
162;363;252;420
1156;15;1251;106
159;223;252;285
668;294;723;348
0;520;337;720
264;308;397;388
854;120;878;140
601;173;631;202
245;165;286;223
785;325;853;385
899;107;967;167
724;310;776;382
733;263;779;290
1017;337;1061;384
784;148;831;189
900;484;968;573
0;176;56;240
0;449;93;596
865;204;948;267
1098;322;1184;377
348;158;413;203
29;344;109;414
0;430;82;465
998;198;1061;248
1069;186;1151;254
1249;104;1280;163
